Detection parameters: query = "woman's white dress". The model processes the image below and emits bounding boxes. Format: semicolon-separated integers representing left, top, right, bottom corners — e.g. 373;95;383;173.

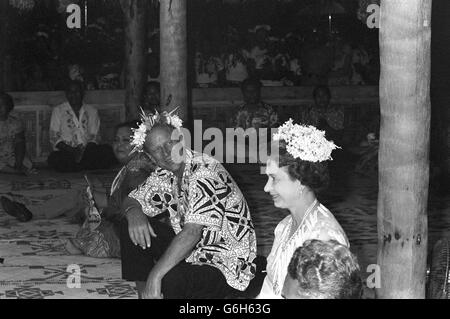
257;202;349;299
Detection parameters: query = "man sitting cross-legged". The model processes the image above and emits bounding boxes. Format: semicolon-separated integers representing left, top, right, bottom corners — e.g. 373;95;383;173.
120;110;257;299
47;80;117;172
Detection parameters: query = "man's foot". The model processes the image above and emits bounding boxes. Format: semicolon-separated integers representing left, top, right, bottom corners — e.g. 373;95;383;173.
0;196;33;222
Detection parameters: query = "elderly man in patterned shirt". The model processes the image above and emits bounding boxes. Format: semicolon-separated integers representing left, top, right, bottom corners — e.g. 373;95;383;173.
120;113;257;299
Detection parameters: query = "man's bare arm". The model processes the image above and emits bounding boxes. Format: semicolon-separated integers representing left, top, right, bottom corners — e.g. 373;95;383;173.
122;196;156;248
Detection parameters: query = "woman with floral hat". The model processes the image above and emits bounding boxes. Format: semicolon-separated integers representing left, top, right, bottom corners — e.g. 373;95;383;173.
257;119;349;299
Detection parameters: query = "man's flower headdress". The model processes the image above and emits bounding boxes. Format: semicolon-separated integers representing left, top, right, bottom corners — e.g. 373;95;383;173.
273;119;340;163
130;107;183;154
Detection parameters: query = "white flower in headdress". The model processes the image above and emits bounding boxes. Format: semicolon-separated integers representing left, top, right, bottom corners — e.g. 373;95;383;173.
130;107;183;155
167;114;183;129
130;123;148;150
273;119;340;163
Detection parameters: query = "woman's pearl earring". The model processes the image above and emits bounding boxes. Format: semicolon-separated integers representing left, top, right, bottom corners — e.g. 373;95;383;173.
299;185;305;196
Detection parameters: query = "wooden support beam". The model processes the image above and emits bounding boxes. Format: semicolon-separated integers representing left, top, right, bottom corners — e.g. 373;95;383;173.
160;0;188;121
120;0;148;120
377;0;431;299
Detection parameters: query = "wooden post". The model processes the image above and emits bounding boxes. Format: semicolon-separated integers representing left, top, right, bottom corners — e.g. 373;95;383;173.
377;0;431;299
160;0;188;121
120;0;148;120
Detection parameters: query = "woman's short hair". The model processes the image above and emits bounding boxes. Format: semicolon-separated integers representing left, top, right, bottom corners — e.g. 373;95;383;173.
287;239;363;299
0;92;15;114
276;140;330;194
313;85;331;100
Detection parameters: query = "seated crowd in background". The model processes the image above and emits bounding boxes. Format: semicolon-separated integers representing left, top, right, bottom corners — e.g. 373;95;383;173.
1;77;375;179
183;24;377;89
9;23;378;92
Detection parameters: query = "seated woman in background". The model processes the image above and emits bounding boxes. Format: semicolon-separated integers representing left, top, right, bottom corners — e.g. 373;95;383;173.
257;120;349;299
0;92;33;175
301;85;345;145
231;78;279;130
65;120;155;258
230;78;280;163
282;239;362;299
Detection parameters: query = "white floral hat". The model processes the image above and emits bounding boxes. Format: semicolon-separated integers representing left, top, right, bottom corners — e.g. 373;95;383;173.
273;119;340;163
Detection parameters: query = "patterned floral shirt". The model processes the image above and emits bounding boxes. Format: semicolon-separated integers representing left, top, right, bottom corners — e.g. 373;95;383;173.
49;102;100;150
129;149;257;291
0;116;24;170
231;102;279;130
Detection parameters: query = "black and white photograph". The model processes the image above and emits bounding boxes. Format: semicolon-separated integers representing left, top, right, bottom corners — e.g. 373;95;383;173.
0;0;448;304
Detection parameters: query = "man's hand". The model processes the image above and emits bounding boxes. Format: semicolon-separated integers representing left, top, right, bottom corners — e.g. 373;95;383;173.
142;272;163;299
126;208;157;249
